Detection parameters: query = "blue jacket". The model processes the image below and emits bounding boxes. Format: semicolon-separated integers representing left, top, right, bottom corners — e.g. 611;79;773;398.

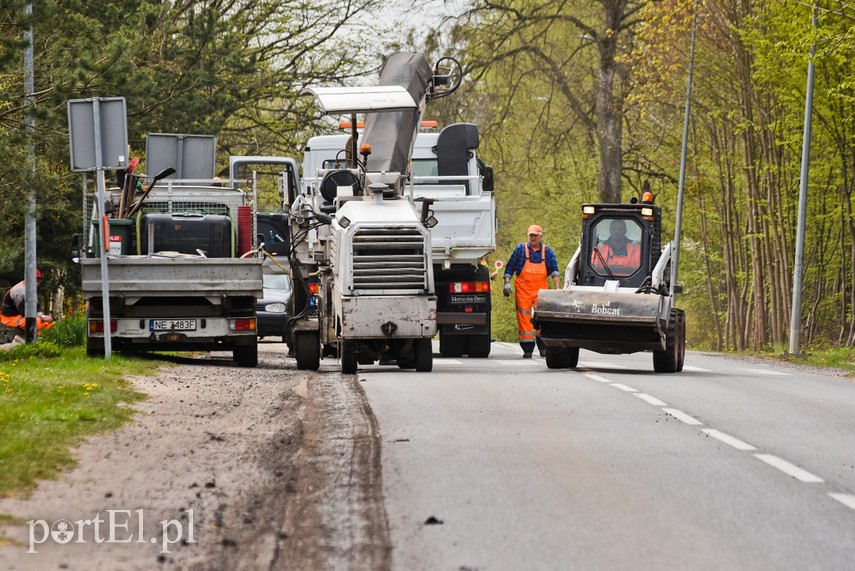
503;243;560;279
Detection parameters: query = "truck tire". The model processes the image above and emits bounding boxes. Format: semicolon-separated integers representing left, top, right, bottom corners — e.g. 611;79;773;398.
341;340;358;374
675;309;686;372
545;346;578;369
295;332;320;371
567;346;580;368
85;336;104;358
466;333;491;358
234;342;258;368
414;338;433;372
439;330;464;358
653;309;680;373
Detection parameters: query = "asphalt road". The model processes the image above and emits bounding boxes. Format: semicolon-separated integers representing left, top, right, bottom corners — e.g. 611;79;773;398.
358;343;855;570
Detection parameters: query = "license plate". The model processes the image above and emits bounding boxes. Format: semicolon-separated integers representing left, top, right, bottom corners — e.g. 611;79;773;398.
449;294;488;304
150;319;197;332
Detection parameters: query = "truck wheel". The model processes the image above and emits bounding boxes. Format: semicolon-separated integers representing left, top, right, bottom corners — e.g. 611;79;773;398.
414;338;433;372
675;309;686;372
466;334;491;358
234;342;258;368
653;309;679;373
567;346;580;368
295;332;320;371
545;347;570;369
357;353;375;365
85;336;104;358
341;340;358;374
439;330;464;357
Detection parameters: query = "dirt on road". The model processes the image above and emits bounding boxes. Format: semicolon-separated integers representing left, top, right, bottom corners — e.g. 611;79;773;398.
0;343;391;570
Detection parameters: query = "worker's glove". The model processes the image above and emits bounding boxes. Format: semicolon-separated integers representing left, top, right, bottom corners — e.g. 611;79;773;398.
503;282;511;297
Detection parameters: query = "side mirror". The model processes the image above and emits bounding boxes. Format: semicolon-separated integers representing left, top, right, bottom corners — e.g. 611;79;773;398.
70;234;83;263
481;165;494;193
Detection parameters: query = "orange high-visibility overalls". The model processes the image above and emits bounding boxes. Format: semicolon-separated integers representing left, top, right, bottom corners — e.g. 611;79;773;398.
515;244;548;345
0;284;53;332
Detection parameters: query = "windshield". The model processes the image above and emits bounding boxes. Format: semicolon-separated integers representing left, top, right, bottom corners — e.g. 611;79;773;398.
411;159;439;183
263;273;292;291
589;217;643;278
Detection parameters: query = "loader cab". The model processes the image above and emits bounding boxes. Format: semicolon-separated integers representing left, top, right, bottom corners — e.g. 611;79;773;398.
578;204;662;288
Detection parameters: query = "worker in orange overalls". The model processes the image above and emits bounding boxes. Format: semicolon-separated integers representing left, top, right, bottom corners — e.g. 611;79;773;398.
591;219;641;277
1;269;54;333
503;225;560;358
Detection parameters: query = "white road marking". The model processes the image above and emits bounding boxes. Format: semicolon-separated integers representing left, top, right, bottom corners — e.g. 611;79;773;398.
754;454;824;483
829;493;855;510
611;383;638;392
745;368;789;376
579;361;629;369
662;408;703;426
496;360;541;366
436;359;463;365
701;429;757;451
681;365;710;372
584;373;612;383
635;393;668;407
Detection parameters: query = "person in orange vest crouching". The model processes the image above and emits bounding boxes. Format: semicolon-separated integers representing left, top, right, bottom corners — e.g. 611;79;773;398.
1;269;54;333
503;225;560;358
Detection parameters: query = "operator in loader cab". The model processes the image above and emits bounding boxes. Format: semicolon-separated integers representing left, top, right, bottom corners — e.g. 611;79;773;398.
503;225;560;358
591;218;641;276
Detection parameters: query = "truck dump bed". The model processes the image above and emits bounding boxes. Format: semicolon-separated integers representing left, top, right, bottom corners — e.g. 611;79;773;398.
81;257;262;300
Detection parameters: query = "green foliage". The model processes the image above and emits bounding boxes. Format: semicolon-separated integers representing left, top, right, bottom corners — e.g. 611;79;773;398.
37;315;85;347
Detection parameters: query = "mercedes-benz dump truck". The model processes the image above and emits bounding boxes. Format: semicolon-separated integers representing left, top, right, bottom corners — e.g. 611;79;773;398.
288;52;462;373
532;199;686;373
301;123;497;358
78;136;264;367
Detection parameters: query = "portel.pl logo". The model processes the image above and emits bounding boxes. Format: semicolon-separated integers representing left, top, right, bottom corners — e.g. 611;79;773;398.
27;509;194;554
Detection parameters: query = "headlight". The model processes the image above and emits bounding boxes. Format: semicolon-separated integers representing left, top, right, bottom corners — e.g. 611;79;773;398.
264;303;287;313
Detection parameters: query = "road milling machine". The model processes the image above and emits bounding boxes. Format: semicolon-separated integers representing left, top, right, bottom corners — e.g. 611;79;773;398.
287;52;462;373
532;198;686;372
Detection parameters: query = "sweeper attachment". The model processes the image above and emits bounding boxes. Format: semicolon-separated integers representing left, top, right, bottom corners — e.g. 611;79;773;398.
532;200;686;373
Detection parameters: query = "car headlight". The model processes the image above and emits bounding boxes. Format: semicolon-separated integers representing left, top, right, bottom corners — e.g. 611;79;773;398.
264;303;287;313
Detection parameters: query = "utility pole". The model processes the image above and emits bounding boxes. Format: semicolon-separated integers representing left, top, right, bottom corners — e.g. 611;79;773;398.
24;1;38;343
671;0;698;300
788;2;818;357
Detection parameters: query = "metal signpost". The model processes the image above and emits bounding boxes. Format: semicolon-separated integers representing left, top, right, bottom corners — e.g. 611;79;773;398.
67;97;129;360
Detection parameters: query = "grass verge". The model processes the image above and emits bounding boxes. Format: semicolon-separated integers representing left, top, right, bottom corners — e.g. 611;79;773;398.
0;335;164;499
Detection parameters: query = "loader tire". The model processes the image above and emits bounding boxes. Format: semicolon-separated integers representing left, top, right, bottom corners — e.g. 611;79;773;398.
414;338;433;372
675;309;686;372
653;309;680;373
295;332;320;371
340;339;358;374
466;333;491;358
233;342;258;368
439;330;465;358
546;346;577;369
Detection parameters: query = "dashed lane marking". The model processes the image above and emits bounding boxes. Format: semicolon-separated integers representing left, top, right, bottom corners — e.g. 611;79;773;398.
635;393;668;407
611;383;638;392
701;429;757;451
435;359;463;365
745;368;789;376
496;360;541;366
681;365;711;372
579;361;628;369
754;454;824;483
829;493;855;510
662;408;704;426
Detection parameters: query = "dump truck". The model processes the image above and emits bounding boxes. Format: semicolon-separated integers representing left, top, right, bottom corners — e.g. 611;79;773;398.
78;136;264;367
299;122;496;358
532;199;686;372
288;52;461;373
